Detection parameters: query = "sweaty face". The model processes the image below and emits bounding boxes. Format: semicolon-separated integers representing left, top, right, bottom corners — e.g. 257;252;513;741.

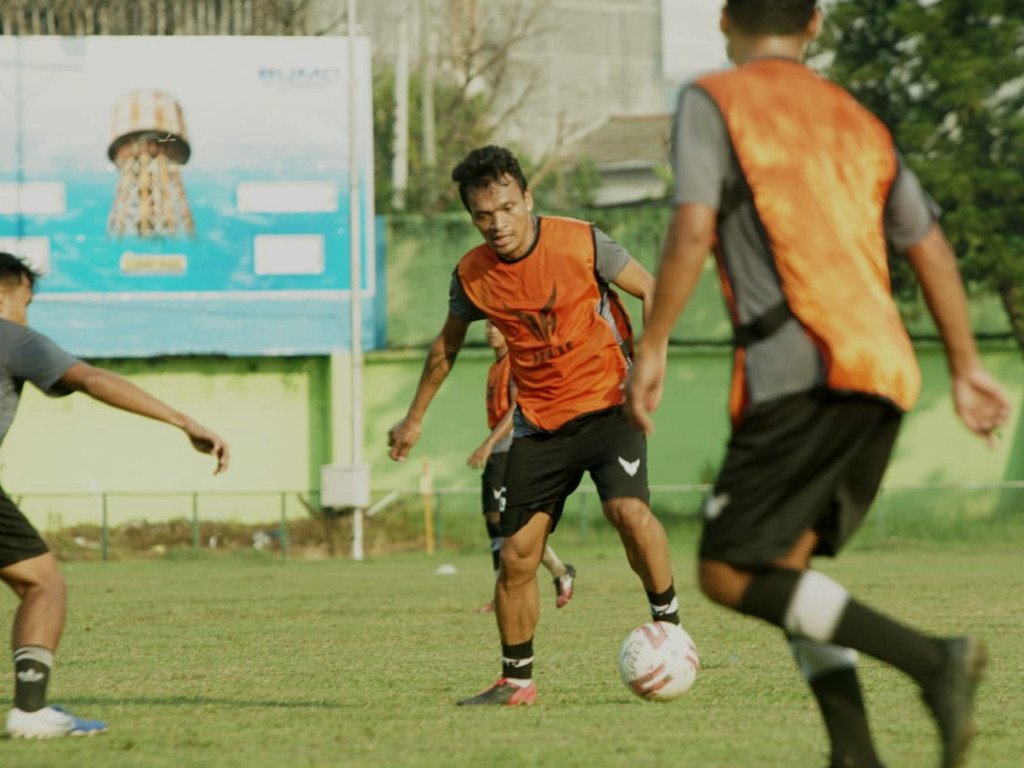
466;175;535;259
0;274;33;326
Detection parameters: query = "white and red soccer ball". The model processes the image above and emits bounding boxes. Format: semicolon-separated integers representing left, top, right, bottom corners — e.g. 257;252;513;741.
618;621;699;701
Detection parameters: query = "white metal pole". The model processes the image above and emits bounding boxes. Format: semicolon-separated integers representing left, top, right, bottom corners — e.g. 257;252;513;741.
348;0;365;561
391;16;409;210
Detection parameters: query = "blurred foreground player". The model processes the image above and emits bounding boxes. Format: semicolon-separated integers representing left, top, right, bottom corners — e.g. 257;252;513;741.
625;2;1010;767
0;252;229;738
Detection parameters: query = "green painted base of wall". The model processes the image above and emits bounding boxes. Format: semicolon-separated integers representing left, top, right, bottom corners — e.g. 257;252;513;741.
4;344;1021;529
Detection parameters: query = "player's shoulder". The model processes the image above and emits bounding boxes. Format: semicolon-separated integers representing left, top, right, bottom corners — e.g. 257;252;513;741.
538;214;593;231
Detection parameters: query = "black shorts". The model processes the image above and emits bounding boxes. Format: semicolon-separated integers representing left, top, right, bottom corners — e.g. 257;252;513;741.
699;392;902;569
501;406;649;537
0;484;49;569
481;451;509;515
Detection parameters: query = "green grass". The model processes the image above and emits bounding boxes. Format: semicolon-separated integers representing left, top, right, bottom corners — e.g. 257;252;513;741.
4;532;1023;768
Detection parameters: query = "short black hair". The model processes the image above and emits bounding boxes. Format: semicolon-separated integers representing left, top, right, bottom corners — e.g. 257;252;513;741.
0;251;40;289
725;0;817;36
451;145;528;212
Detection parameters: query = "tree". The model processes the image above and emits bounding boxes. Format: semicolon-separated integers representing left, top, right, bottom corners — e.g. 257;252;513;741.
373;0;597;215
819;0;1024;353
0;0;326;35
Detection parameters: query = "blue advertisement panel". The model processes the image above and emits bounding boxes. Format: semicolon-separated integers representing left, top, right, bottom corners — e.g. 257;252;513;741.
0;36;380;356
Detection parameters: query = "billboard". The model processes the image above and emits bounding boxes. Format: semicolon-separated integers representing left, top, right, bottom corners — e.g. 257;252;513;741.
0;36;381;357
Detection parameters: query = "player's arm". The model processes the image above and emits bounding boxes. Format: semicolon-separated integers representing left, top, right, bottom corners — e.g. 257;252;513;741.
626;203;717;434
388;311;469;461
903;225;1010;445
610;258;655;328
58;362;230;474
467;380;516;469
886;160;1010;445
625;84;727;434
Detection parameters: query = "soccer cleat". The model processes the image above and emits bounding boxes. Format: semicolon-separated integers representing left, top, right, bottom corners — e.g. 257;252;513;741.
5;705;108;739
920;636;987;768
456;678;537;707
554;564;576;609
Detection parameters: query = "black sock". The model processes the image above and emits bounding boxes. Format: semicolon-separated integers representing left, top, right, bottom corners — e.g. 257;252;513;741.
831;601;943;685
13;646;53;713
737;567;802;624
501;639;533;681
485;519;502;573
739;568;943;686
810;667;884;768
646;583;680;625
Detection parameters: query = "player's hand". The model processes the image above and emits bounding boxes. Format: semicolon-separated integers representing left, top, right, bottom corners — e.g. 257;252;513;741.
624;340;668;436
182;419;230;475
952;367;1011;448
387;416;422;462
467;442;492;470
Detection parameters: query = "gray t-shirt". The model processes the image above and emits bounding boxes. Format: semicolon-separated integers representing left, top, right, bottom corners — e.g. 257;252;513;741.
0;319;80;447
448;217;631;321
669;79;940;409
671;84;939;251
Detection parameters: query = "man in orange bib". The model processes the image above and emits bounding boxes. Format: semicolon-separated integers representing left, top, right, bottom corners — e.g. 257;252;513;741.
388;146;680;706
626;3;1010;768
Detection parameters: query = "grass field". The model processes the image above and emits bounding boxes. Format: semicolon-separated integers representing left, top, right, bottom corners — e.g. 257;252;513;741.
3;528;1022;768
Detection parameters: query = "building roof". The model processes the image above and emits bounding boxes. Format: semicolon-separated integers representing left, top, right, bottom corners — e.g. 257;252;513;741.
564;113;673;170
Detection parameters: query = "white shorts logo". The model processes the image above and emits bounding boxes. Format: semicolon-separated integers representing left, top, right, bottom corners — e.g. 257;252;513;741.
617;456;641;477
703;492;731;521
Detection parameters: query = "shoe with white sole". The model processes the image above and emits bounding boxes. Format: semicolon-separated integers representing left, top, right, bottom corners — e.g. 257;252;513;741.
5;706;108;739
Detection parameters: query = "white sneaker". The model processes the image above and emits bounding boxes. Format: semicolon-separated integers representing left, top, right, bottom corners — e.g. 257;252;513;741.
5;706;108;739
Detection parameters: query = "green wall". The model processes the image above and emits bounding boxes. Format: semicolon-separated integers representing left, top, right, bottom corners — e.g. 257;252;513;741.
5;342;1019;531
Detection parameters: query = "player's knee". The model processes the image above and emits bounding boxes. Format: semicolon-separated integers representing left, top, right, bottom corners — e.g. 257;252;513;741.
602;497;651;532
2;554;65;600
698;560;746;608
497;546;537;584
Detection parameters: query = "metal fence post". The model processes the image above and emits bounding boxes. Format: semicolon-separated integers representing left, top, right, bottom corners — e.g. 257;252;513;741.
100;492;108;562
280;492;288;560
191;492;199;550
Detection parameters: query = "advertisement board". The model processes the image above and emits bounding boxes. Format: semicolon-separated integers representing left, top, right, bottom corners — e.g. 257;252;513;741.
0;36;380;356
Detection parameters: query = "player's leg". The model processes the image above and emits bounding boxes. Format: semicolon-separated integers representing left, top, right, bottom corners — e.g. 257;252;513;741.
458;432;570;706
602;496;678;624
788;636;886;768
476;455;507;613
583;409;678;624
701;396;981;767
457;511;548;706
538;543;575;608
1;488;107;738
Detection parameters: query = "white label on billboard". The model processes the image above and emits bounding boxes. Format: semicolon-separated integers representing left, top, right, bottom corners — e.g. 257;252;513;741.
0;237;51;275
253;234;325;275
0;183;66;215
236;181;339;213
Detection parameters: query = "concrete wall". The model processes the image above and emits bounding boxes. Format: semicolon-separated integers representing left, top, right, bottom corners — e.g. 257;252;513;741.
5;343;1021;530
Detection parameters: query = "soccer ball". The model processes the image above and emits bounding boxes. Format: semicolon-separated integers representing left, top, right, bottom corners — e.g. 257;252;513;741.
617;621;699;701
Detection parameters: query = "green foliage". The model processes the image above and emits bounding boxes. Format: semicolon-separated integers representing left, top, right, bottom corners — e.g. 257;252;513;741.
819;0;1024;351
373;65;493;215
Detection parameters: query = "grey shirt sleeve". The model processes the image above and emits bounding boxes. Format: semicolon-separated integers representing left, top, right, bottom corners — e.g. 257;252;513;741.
885;159;941;252
448;268;487;322
593;227;632;283
671;85;732;208
10;326;80;396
